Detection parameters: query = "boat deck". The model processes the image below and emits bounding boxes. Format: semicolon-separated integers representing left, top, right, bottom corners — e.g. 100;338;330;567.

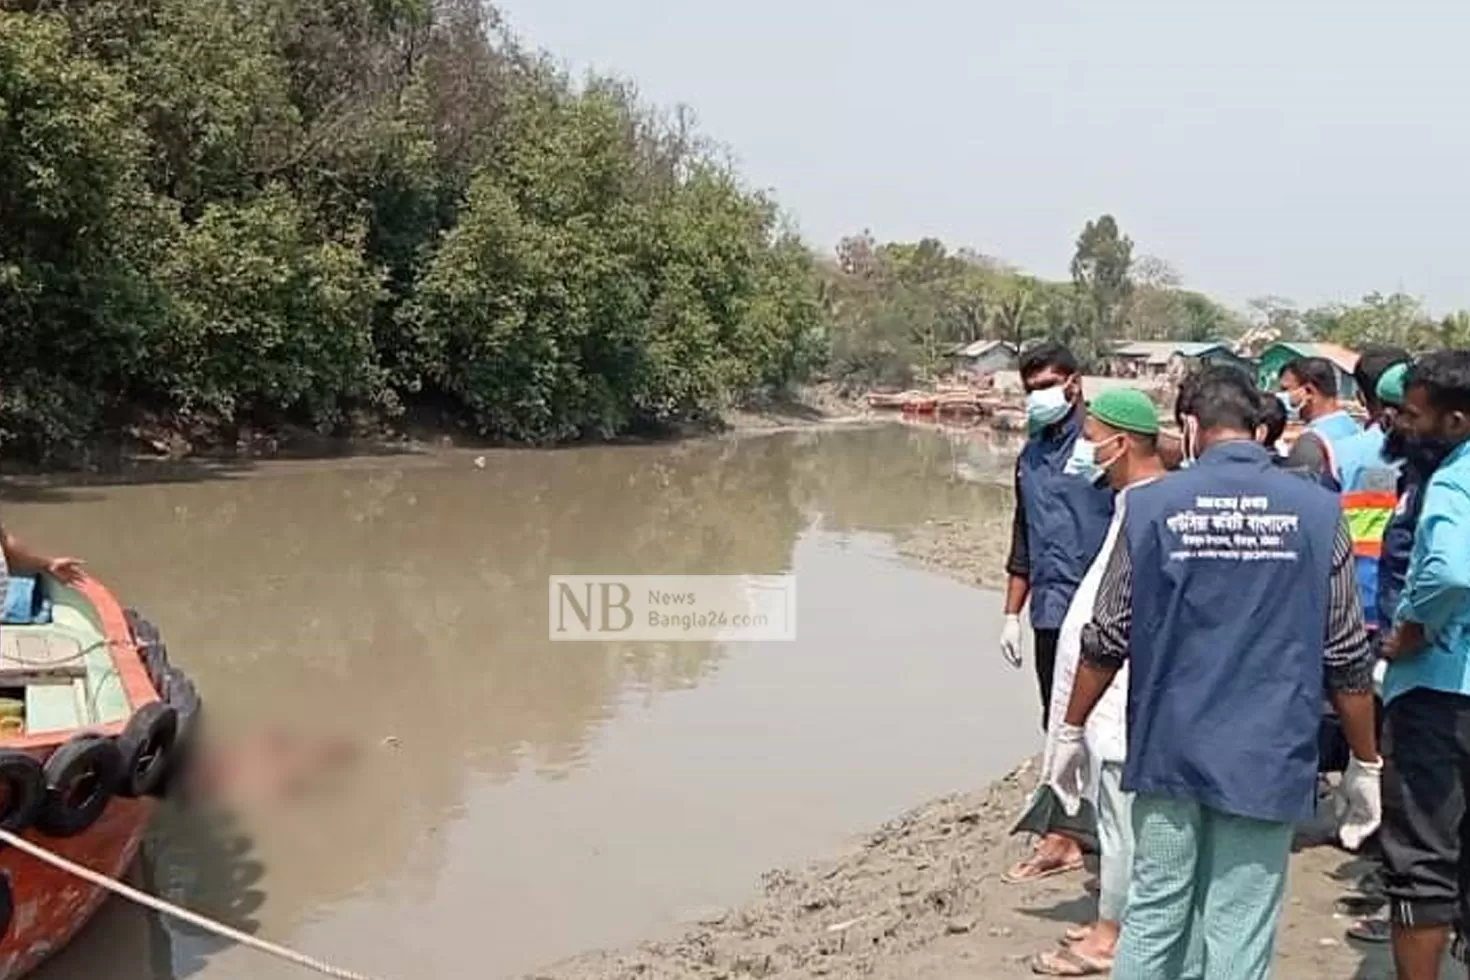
0;584;130;735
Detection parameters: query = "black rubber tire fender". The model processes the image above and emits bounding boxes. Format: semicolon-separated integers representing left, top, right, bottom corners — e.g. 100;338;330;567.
116;702;178;799
0;753;44;832
124;609;170;692
159;668;202;796
35;736;124;838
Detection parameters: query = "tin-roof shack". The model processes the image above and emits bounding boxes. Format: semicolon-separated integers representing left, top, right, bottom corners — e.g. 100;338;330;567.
1106;341;1255;380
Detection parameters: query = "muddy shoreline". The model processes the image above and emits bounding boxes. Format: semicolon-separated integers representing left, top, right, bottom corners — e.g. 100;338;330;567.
534;525;1394;980
532;755;1390;980
0;385;877;482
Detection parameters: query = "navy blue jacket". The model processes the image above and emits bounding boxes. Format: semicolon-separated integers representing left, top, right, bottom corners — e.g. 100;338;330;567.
1377;461;1427;627
1122;442;1341;824
1011;411;1115;630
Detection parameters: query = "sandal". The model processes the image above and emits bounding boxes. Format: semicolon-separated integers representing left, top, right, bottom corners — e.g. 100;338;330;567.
1031;947;1113;976
1003;852;1085;884
1063;924;1094;944
1346;917;1390;944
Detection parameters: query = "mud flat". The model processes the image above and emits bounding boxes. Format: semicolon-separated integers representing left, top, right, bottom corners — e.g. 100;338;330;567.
895;517;1013;593
534;758;1392;980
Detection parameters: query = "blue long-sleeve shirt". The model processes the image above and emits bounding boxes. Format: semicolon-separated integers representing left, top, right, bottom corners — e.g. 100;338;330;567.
1386;439;1470;703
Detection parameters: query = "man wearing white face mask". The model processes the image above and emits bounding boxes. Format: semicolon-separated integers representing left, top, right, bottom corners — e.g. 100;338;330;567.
1023;388;1166;976
1054;365;1380;980
1000;341;1115;884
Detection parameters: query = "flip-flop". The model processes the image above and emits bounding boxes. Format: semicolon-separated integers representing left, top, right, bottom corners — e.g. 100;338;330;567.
1003;854;1086;884
1346;917;1390;944
1063;924;1094;944
1031;947;1112;977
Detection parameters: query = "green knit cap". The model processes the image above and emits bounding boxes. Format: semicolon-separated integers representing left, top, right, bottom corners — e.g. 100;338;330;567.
1376;362;1409;407
1088;388;1160;435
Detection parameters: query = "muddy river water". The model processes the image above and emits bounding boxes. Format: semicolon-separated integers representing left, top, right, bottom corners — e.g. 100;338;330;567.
6;425;1039;980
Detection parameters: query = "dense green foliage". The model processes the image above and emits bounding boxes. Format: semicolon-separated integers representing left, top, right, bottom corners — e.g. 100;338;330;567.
0;0;825;457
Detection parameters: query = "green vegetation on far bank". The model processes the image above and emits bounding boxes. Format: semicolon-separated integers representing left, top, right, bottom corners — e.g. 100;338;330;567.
7;0;1470;464
0;0;825;461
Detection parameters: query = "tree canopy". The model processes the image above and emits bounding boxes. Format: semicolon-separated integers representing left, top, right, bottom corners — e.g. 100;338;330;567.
0;0;825;458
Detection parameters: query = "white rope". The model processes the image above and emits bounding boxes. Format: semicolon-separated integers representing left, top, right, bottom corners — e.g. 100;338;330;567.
0;828;387;980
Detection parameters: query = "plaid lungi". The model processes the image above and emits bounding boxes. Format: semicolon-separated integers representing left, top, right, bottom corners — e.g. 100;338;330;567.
1113;793;1294;980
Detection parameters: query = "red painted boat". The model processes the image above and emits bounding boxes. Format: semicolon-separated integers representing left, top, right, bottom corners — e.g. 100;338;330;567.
901;395;938;414
0;575;196;979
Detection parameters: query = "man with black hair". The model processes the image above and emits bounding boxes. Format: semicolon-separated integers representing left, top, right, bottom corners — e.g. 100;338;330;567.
1377;350;1470;980
1052;364;1381;979
1281;356;1359;490
999;340;1114;883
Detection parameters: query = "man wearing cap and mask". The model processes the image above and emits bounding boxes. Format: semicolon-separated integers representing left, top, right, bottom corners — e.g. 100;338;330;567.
1000;341;1114;884
1375;361;1425;645
1025;388;1167;977
1050;365;1381;980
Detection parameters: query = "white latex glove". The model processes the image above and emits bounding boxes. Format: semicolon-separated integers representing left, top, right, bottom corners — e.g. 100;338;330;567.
1044;722;1090;817
1338;755;1384;852
999;614;1023;669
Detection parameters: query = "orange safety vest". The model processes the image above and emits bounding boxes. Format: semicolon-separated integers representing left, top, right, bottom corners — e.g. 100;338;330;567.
1341;489;1398;559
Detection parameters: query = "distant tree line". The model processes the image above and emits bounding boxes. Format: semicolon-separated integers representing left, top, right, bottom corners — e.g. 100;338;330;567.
824;213;1470;388
823;216;1246;387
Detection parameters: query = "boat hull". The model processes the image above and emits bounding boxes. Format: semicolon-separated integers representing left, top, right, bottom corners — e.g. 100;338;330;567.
0;797;155;980
0;574;183;979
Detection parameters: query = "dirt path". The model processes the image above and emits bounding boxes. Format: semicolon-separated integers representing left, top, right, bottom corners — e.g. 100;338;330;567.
533;758;1395;980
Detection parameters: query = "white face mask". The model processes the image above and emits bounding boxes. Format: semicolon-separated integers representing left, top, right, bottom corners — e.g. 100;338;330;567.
1025;384;1072;432
1064;435;1126;484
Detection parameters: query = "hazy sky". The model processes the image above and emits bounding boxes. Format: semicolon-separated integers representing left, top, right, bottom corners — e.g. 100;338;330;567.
497;1;1470;313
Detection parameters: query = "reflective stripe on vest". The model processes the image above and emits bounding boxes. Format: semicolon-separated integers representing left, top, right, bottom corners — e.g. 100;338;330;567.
1343;489;1397;558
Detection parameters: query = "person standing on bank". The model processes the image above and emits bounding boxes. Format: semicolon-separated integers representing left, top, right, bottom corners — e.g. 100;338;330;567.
1377;350;1470;980
1051;365;1382;980
1027;388;1167;977
999;341;1114;884
1279;356;1361;490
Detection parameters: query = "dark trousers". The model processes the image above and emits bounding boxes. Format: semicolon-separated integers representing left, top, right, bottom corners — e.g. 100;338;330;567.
1381;688;1470;928
1035;628;1061;732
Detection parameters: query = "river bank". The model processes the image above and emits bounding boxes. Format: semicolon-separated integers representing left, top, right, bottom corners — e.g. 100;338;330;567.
535;757;1389;980
534;522;1392;980
0;385;875;478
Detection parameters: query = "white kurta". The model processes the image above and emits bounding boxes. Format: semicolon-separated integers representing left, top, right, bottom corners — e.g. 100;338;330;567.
1038;482;1148;799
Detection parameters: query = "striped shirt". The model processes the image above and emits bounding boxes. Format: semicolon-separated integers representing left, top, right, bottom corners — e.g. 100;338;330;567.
1081;515;1374;694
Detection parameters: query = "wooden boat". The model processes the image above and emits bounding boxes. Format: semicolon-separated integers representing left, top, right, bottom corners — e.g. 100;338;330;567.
934;392;982;414
901;394;938;414
0;575;197;979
